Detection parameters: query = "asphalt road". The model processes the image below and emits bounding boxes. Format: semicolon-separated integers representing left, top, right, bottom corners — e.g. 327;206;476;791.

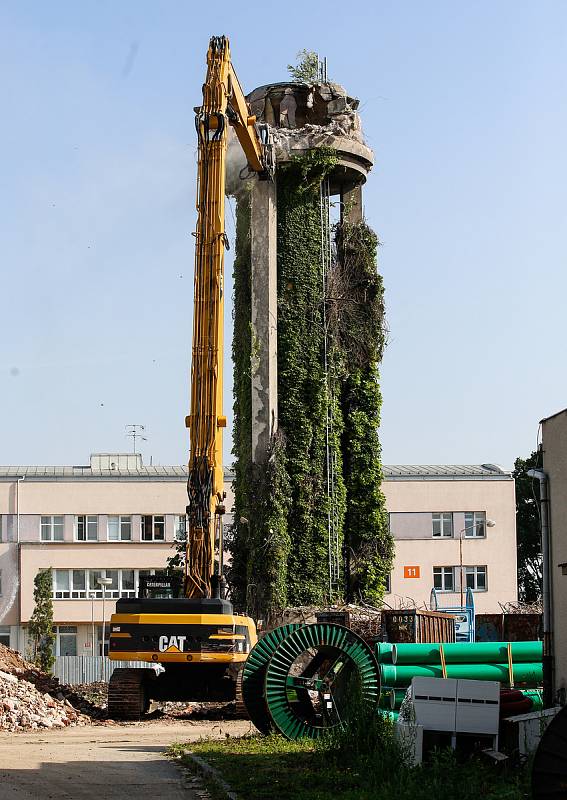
0;720;250;799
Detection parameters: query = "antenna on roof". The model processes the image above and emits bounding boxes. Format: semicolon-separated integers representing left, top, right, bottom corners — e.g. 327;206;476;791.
125;424;147;454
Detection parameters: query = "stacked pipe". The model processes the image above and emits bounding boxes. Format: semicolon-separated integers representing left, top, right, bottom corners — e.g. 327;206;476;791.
375;641;543;715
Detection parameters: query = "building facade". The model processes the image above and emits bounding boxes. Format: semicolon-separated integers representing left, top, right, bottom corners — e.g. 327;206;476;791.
541;408;567;700
383;465;517;614
0;455;517;656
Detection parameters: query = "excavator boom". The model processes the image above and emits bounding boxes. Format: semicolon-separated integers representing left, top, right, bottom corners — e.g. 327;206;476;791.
185;36;272;598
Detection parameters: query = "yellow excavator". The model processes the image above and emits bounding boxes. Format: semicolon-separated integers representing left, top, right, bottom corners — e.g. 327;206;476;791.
107;36;273;717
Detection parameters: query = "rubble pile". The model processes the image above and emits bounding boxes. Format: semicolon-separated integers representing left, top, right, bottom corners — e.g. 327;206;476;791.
0;644;104;731
0;669;90;732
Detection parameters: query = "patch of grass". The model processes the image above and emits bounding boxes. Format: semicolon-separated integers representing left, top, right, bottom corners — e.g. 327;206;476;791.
171;715;532;800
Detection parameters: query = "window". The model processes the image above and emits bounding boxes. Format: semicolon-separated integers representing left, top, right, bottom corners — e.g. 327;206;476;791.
464;511;486;538
52;569;140;599
53;569;71;598
384;573;391;594
96;625;109;657
0;627;10;647
121;570;135;596
108;516;132;541
55;625;77;656
41;516;64;541
433;566;454;592
465;565;487;591
141;515;165;541
71;570;86;598
174;515;187;542
75;515;98;541
432;513;453;538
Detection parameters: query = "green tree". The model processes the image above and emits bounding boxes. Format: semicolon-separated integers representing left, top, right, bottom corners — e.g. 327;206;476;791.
287;50;319;83
513;451;543;603
28;568;55;673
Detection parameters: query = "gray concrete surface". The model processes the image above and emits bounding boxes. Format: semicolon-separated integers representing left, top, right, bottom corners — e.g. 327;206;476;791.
0;720;250;799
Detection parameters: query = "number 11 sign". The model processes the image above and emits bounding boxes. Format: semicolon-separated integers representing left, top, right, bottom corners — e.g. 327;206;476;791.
403;566;420;578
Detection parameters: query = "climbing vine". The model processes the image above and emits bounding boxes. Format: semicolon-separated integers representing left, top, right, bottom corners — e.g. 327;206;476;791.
230;149;393;613
335;221;393;604
277;148;341;606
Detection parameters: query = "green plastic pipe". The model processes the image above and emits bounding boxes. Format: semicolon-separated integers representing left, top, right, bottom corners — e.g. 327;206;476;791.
378;688;394;709
375;642;395;664
392;641;543;665
522;689;543;710
380;662;543;687
393;688;408;709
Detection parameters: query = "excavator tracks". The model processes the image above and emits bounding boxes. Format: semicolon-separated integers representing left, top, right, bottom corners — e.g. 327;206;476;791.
234;666;248;718
107;668;155;720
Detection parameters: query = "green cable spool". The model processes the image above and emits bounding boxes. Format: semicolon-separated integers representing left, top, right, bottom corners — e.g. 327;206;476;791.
392;641;543;665
381;662;543;687
264;623;380;740
375;642;395;663
241;624;302;734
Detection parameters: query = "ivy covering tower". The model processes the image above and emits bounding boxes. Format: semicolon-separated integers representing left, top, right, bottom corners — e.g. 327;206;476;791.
228;76;393;618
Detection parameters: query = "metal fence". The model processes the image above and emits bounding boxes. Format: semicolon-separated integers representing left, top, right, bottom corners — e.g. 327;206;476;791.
53;656;147;685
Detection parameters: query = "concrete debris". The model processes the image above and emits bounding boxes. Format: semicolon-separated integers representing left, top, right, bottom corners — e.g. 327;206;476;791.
0;668;90;732
0;644;107;731
248;80;365;144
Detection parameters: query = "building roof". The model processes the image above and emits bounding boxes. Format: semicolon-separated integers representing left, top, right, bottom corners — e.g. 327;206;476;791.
0;462;511;481
383;464;511;480
540;407;567;424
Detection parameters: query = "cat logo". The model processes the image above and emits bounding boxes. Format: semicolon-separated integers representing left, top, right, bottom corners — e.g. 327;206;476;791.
158;635;187;653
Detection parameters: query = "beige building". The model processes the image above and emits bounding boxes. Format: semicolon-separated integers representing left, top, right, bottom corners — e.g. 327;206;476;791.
541;409;567;700
0;455;517;656
383;465;517;615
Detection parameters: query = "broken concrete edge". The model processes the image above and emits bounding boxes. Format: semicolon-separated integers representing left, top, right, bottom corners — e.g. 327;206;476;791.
172;748;239;800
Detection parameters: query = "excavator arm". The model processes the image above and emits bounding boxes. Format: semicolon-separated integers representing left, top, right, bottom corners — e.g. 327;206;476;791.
185;36;273;598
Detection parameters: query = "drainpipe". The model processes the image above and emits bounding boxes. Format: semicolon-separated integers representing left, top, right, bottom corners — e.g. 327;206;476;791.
527;468;553;707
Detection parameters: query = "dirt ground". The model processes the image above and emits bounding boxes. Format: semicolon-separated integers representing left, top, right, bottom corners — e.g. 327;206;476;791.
0;719;251;799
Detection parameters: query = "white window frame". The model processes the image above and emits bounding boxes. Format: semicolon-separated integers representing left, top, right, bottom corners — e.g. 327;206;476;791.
464;565;487;591
174;514;187;542
141;515;166;542
55;625;77;657
432;512;453;538
40;515;64;542
53;569;71;599
75;515;98;542
71;569;87;598
384;573;391;594
464;511;486;538
52;569;139;600
433;566;455;592
107;515;132;541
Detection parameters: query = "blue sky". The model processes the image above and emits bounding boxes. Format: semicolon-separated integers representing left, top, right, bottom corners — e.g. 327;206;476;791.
1;1;566;469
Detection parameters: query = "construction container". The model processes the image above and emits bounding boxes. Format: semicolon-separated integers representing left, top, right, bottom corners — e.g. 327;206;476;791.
476;613;542;642
381;609;455;644
476;614;503;642
503;613;542;642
